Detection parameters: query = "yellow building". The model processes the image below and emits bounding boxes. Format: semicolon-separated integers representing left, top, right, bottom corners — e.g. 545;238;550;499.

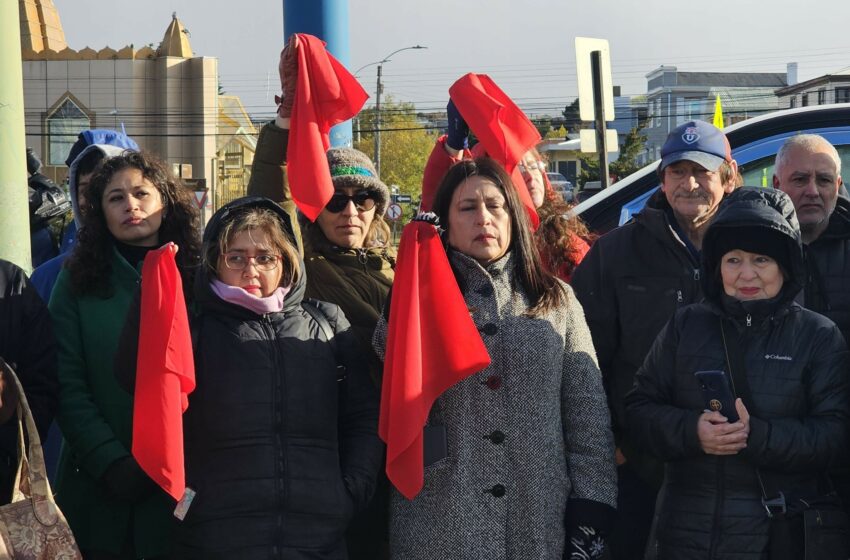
20;0;256;220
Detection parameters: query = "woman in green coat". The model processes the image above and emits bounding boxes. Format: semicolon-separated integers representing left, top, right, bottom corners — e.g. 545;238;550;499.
48;151;201;559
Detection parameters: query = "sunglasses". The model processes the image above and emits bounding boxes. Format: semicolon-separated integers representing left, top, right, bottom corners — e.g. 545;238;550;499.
325;190;378;213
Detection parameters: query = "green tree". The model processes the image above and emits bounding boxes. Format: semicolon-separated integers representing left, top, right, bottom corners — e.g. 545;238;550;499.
354;97;435;198
578;125;648;187
562;98;581;133
545;125;567;140
532;117;552;138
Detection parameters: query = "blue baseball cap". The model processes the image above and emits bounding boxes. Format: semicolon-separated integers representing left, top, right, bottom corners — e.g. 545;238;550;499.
660;120;732;172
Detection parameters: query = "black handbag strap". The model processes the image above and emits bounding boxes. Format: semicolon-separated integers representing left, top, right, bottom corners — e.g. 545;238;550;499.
301;299;346;382
719;318;757;414
719;318;783;515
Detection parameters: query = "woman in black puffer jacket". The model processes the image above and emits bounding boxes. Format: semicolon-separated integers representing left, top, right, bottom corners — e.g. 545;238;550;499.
176;197;382;559
625;187;850;559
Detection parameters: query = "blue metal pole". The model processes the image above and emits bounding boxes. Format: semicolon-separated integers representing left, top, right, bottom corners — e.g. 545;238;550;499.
283;0;353;147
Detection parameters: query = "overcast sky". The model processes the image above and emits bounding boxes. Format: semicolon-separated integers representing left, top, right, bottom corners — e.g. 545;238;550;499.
57;0;850;119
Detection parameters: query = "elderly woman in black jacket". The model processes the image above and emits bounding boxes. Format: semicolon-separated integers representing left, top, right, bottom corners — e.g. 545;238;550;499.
625;187;850;559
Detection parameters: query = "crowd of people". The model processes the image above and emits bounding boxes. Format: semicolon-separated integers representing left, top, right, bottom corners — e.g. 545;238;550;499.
2;34;850;560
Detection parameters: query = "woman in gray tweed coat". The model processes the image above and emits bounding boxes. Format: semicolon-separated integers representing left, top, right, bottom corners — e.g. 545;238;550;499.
375;157;617;559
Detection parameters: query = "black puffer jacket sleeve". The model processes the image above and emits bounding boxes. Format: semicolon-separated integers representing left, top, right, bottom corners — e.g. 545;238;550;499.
320;301;383;511
740;321;850;472
0;261;59;441
624;316;703;461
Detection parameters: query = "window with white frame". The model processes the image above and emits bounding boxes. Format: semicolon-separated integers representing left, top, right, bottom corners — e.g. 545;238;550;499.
46;97;90;166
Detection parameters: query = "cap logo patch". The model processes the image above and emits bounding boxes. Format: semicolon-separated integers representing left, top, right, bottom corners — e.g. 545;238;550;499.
682;127;700;145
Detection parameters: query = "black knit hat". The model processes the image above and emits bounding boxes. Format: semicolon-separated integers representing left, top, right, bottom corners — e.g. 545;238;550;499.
708;226;792;277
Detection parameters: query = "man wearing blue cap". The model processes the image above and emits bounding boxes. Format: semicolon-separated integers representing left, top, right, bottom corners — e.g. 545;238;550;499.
572;120;739;559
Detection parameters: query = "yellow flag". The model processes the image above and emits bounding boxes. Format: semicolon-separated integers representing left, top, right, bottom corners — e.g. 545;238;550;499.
713;95;724;129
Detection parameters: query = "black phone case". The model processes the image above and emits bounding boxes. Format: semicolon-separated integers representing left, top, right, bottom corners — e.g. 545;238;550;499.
423;424;448;466
695;370;739;422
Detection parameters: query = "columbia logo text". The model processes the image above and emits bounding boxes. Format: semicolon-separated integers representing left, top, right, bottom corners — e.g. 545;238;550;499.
765;354;793;361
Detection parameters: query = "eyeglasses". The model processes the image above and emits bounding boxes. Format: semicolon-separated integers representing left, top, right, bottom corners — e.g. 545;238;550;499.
221;253;281;271
325;190;378;213
518;160;546;175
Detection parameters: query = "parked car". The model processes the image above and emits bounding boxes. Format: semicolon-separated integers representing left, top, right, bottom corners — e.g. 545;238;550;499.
572;104;850;234
546;172;574;201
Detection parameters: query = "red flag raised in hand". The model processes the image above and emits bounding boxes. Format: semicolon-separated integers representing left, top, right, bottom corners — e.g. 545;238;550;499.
287;33;369;221
449;73;542;229
379;221;491;499
132;243;195;502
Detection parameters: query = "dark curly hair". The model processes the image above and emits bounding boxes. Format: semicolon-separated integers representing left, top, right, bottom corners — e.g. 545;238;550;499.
66;150;202;298
535;191;596;282
432;157;566;316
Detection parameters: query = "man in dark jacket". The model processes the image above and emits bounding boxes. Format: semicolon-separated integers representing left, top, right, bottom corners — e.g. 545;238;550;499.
0;259;59;503
772;133;850;509
572;120;739;559
773;134;848;337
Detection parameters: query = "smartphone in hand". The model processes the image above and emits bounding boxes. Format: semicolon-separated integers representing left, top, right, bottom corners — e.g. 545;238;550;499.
694;370;739;423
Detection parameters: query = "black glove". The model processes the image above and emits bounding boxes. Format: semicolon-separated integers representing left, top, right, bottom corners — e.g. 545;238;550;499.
445;99;469;151
101;456;158;503
566;525;607;559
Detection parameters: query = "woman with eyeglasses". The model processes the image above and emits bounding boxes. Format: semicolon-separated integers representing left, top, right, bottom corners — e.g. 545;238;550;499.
246;42;396;558
137;195;379;559
48;150;201;559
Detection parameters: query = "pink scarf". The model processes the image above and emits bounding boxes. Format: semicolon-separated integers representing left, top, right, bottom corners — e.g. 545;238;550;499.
210;279;290;315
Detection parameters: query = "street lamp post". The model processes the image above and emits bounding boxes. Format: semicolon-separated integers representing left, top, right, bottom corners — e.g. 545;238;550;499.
355;45;426;177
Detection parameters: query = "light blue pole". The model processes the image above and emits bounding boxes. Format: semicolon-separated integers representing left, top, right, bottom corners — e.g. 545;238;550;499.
283;0;353;147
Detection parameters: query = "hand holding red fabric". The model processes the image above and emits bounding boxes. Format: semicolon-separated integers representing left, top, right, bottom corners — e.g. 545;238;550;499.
449;73;542;229
276;35;298;118
287;33;369;221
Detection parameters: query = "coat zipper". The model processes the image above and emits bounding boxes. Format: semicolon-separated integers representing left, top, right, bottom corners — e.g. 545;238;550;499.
261;315;286;557
709;457;725;559
746;314;752;327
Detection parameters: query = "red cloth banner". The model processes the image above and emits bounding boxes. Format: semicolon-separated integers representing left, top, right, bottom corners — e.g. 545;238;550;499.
287;34;369;221
449;73;542;229
379;221;491;499
132;243;196;501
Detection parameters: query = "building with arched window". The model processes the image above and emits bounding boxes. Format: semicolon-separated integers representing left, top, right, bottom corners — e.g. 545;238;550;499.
20;0;257;221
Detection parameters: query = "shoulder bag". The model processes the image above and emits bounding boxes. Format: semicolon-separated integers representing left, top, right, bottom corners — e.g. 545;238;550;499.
0;359;81;560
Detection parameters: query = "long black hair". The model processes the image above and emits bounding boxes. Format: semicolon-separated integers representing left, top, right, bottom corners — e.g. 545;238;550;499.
432;157;566;316
66;150;201;298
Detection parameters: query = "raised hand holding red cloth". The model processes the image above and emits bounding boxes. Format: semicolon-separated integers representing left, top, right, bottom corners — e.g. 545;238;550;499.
449;73;542;229
132;243;195;501
379;220;491;499
286;33;369;221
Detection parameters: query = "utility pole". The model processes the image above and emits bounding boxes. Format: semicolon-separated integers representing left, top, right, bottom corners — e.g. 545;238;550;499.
591;51;611;189
374;64;383;176
354;45;426;176
0;0;32;270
